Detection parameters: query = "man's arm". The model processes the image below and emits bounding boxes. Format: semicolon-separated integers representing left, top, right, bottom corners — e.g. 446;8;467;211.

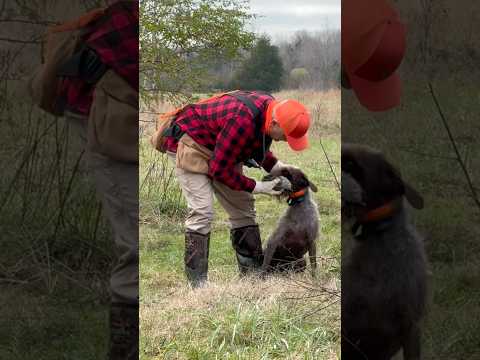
261;151;278;173
208;108;257;192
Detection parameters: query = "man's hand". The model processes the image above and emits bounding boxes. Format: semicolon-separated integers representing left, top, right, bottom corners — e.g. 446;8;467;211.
253;178;283;195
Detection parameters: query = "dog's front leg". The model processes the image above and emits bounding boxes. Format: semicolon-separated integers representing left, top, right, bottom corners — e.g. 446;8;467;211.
308;241;317;278
261;239;279;275
402;323;421;360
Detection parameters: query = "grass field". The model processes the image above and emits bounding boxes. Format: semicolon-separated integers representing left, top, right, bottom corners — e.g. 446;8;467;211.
342;73;480;360
139;90;341;359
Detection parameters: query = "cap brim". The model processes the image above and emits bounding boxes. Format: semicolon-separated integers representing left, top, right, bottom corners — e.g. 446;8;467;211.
286;134;309;151
349;71;402;112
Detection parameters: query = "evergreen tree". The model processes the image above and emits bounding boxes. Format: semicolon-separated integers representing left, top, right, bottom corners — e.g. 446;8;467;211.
231;37;284;92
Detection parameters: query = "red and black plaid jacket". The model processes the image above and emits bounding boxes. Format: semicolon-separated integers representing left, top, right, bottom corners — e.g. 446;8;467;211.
165;91;278;192
60;1;139;115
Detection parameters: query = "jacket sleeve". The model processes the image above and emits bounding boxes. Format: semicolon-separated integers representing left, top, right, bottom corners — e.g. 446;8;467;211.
208;107;257;192
261;151;278;172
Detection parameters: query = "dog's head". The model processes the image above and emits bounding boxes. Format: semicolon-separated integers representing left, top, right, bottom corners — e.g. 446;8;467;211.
341;143;424;218
264;167;318;194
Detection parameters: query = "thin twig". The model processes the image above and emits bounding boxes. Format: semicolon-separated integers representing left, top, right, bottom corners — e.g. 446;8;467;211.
320;139;340;192
396;146;457;161
428;83;480;215
0;18;57;25
140;110;163;115
0;36;41;44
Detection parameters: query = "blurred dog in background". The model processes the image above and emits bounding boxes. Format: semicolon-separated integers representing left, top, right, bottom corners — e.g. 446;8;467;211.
341;143;427;360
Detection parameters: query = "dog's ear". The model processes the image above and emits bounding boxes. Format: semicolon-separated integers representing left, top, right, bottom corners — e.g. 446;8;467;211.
280;168;292;179
383;164;424;210
299;170;318;193
389;159;424;209
306;175;318;192
404;182;424;209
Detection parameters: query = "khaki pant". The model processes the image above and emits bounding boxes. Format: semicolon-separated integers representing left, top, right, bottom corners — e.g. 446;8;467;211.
167;152;257;234
67;113;139;304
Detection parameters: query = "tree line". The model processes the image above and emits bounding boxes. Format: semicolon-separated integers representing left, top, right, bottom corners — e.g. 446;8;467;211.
213;30;340;93
140;1;340;102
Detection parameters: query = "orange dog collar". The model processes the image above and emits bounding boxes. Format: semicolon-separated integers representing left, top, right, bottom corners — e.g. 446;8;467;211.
360;198;402;223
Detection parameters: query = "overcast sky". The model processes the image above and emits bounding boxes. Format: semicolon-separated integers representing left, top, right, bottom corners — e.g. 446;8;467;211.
248;0;340;42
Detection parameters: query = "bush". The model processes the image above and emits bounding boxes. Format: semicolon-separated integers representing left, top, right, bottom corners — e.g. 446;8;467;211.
288;67;310;89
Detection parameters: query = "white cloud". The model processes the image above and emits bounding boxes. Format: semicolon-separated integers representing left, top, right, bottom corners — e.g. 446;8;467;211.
250;3;340;16
247;0;340;39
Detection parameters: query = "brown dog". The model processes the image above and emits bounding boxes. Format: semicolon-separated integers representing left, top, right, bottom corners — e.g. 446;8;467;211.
341;143;427;360
261;167;319;277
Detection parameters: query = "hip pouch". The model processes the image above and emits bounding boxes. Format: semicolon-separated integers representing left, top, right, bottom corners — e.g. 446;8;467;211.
28;8;106;116
176;134;213;174
150;113;178;153
87;69;139;163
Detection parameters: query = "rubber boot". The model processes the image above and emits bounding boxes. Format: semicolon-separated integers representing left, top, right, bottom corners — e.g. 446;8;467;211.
185;231;210;288
109;303;139;360
230;225;264;274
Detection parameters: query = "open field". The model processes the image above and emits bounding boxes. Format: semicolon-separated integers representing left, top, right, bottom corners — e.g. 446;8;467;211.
139;90;341;359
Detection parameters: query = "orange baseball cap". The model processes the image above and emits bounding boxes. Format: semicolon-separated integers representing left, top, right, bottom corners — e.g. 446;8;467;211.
274;100;311;151
342;0;406;111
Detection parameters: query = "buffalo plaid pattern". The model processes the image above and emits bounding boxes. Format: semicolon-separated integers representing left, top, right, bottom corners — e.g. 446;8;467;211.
61;1;139;115
165;91;278;192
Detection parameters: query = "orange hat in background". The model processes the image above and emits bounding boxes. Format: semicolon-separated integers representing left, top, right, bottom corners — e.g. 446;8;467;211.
272;100;311;151
342;0;406;111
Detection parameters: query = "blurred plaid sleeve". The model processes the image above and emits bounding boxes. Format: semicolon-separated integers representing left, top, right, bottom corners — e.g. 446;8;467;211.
85;1;139;91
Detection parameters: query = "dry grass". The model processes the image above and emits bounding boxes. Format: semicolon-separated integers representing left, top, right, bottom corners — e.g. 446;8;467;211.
141;274;340;360
273;89;340;137
142;275;338;330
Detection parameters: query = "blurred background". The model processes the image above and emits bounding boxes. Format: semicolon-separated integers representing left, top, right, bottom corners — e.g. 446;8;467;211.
0;1;116;358
342;1;480;359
